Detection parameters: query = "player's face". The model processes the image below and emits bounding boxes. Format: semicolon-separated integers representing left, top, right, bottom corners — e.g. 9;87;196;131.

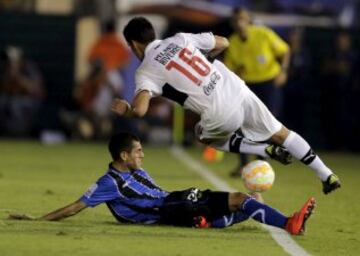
126;141;144;170
233;10;250;33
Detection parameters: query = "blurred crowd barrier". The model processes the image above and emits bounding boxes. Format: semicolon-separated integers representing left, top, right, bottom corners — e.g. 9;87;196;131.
0;0;359;151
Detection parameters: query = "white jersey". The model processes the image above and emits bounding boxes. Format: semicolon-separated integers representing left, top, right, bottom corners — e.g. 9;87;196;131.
135;33;247;117
135;33;281;141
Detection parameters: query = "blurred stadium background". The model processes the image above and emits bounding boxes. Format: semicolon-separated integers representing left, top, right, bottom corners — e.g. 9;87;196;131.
0;0;359;149
0;1;359;255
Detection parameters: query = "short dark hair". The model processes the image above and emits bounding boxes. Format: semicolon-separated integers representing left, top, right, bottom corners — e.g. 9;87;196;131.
108;132;140;161
123;17;155;45
232;7;249;16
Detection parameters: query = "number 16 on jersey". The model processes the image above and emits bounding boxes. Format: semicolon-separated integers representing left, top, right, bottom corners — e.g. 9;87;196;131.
166;48;210;86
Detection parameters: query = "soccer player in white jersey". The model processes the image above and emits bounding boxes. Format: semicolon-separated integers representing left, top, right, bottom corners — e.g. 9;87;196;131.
111;17;340;194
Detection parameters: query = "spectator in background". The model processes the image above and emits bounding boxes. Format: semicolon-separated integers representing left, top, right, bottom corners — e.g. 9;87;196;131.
70;60;123;140
223;8;290;176
88;19;130;75
0;46;45;136
86;19;130;121
63;19;131;140
283;27;312;133
322;32;358;150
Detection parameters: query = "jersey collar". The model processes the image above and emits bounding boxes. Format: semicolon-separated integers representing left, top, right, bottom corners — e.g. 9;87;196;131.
144;39;162;56
108;163;140;174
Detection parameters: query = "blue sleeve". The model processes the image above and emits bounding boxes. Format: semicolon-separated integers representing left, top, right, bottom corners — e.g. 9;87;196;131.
80;176;120;207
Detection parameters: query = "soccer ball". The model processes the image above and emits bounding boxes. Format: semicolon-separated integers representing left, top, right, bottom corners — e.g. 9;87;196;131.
241;160;275;192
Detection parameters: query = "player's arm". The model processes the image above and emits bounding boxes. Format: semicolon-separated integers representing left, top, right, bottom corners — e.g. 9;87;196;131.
111;90;151;118
8;199;87;221
274;49;291;87
266;28;291;87
207;35;230;59
279;49;291;73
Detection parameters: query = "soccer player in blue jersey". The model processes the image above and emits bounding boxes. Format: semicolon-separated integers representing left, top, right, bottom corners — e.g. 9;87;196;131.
9;132;315;235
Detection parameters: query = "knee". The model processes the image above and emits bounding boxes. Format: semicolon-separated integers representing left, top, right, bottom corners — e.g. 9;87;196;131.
271;126;290;145
228;192;249;212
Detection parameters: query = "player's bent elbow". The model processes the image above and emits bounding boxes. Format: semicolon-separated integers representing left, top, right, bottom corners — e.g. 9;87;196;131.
217;36;229;49
214;35;229;52
132;108;146;118
222;37;230;48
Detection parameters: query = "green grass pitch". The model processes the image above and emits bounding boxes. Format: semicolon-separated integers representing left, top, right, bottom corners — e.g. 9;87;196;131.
0;141;359;255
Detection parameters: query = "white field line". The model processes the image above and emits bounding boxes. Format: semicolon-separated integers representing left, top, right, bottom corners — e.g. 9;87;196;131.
0;209;17;212
170;146;311;256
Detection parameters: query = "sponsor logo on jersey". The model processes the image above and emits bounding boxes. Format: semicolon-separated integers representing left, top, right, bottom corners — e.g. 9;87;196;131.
203;71;221;96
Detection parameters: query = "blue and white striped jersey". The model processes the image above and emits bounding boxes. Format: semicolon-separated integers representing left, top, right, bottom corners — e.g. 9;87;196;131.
80;164;169;224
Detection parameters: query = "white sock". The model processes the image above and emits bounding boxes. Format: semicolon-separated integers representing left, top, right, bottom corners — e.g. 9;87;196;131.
282;131;333;181
211;133;268;157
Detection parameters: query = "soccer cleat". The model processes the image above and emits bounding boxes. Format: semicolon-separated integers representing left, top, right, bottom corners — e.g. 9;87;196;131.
322;174;341;194
193;216;210;228
265;145;292;165
286;197;316;235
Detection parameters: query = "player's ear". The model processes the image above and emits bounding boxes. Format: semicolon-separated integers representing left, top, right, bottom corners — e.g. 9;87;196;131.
131;41;140;51
128;40;134;49
120;151;128;162
129;41;143;60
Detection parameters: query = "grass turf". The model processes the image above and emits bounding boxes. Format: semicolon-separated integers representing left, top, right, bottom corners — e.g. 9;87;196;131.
0;141;359;255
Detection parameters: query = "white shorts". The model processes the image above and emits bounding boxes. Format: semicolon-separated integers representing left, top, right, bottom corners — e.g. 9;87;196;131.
196;86;282;142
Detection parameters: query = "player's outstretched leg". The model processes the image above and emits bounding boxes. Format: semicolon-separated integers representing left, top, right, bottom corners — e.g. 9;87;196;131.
271;127;341;194
210;132;292;165
194;194;315;234
195;193;262;229
227;193;315;235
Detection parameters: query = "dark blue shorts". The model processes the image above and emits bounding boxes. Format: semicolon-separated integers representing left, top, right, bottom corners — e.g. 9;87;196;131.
160;188;230;227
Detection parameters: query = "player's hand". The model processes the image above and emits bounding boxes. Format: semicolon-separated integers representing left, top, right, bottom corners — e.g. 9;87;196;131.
8;214;35;221
274;71;288;87
111;98;131;116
